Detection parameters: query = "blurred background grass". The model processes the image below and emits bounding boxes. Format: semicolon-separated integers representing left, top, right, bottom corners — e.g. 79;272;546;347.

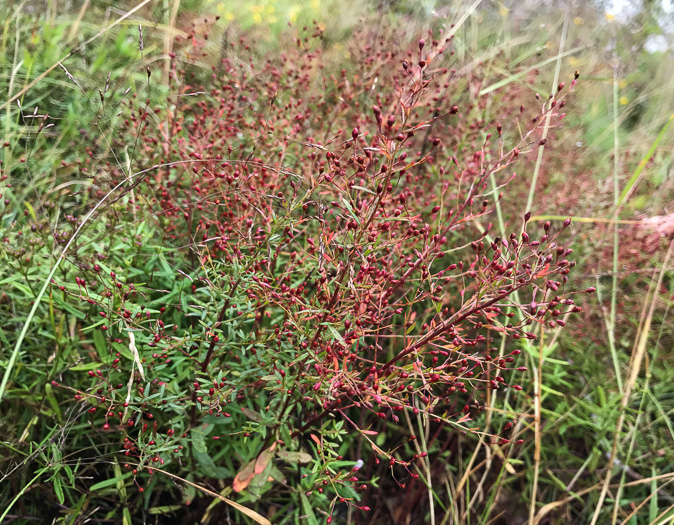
1;0;673;524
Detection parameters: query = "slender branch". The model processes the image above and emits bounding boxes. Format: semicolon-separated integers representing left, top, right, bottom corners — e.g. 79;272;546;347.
381;282;528;371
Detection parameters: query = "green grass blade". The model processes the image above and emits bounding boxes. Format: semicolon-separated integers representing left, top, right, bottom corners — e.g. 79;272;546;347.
0;469;45;523
617;113;674;207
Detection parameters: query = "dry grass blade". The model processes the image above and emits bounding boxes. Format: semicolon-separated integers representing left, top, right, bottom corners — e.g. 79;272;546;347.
445;0;484;41
529;326;546;524
147;466;271;525
67;0;91;42
529;215;642;225
649;502;674;525
404;408;435;525
619;478;674;525
534;472;674;524
164;0;181;81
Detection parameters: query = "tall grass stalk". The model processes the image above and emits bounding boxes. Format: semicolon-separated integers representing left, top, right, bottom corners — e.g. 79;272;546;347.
608;55;624;395
524;11;568;214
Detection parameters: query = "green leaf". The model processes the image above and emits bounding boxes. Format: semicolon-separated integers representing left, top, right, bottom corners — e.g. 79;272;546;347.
24;201;37;221
69;361;103;372
51;295;86;320
113;459;127;501
53;476;64;505
351;185;375;195
192;429;207;454
148;505;182;515
276;450;313;464
650;468;658;522
183;475;197;504
93;330;107;357
249;460;274;496
300;492;318;525
63;465;74;486
240;407;262;422
192;429;229;478
51;443;61;462
327;325;346;346
194;450;230;479
89;472;132;492
268;465;285;483
540;384;565;397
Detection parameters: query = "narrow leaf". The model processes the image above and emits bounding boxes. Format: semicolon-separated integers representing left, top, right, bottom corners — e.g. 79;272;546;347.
255;442;277;475
277;450;313;464
240;407;262;422
232;460;256;493
90;472;132;492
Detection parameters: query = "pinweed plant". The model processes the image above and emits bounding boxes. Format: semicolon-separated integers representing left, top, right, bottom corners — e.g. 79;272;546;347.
0;13;598;525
